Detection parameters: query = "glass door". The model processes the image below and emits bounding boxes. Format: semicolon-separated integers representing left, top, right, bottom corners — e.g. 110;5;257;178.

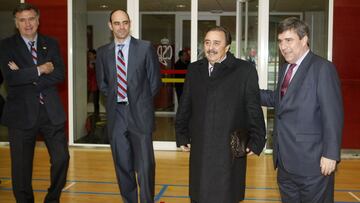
265;0;330;151
179;15;219;60
149;15;219;144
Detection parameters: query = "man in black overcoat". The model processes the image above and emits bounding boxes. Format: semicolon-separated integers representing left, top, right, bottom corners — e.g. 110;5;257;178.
176;26;266;203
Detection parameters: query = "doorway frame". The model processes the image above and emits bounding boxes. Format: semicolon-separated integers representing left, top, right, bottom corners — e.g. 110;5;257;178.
66;0;334;151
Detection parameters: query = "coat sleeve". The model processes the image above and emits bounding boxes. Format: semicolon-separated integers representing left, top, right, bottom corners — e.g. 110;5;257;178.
260;89;275;107
244;67;266;155
317;62;343;161
0;39;39;87
35;39;65;93
175;66;192;146
96;47;108;97
145;43;161;97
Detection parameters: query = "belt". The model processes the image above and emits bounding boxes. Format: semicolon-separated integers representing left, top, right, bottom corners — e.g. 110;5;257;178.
117;101;128;105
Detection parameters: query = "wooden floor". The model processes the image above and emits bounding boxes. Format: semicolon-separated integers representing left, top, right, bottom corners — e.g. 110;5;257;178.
0;146;359;203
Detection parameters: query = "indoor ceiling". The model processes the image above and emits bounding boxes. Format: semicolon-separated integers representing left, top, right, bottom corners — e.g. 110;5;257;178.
0;0;327;12
86;0;327;12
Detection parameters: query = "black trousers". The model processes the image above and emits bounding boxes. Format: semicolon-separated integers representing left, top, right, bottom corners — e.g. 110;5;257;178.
8;105;70;203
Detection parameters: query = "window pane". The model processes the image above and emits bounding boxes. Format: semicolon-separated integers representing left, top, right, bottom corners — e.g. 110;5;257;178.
266;0;329;150
73;0;126;144
140;0;191;142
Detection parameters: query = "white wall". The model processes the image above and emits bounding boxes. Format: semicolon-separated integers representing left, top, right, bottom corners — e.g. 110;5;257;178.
73;0;88;140
87;11;113;49
305;11;326;58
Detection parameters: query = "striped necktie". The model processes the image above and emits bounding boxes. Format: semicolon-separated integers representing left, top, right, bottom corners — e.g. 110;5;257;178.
116;44;127;102
29;41;44;104
29;41;37;64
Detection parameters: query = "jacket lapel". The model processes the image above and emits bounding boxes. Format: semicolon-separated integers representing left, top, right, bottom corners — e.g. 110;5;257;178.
15;34;34;66
195;58;210;81
276;64;287;105
212;53;234;78
36;35;49;64
106;42;116;86
127;37;137;82
278;52;313;112
202;52;234;80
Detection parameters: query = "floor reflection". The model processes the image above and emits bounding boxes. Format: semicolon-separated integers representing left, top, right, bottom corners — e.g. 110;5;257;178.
76;114;176;144
0;114;177;144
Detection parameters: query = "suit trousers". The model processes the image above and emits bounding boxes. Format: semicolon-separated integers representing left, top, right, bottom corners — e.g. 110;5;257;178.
8;105;70;203
110;103;155;203
277;165;334;203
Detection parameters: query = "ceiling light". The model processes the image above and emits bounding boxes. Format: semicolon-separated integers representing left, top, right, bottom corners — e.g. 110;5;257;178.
100;4;108;9
176;4;186;8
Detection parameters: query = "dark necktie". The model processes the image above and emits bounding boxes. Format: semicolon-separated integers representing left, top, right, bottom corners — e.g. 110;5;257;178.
29;41;44;104
209;66;213;76
280;63;296;98
116;44;127;102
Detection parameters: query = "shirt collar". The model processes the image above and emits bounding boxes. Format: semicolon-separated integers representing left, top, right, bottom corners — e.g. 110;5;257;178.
115;35;131;48
22;34;38;48
208;54;227;68
293;49;310;67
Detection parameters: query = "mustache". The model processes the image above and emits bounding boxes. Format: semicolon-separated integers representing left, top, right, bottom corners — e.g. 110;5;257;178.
207;49;218;55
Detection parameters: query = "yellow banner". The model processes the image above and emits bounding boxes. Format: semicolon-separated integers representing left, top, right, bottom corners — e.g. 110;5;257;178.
161;78;185;83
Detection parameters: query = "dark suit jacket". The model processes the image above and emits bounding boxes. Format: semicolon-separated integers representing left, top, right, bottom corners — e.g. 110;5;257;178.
0;33;66;129
96;37;161;135
261;51;343;176
176;53;266;202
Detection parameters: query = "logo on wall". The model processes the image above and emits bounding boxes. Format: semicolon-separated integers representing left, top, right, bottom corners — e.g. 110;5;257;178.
157;38;173;67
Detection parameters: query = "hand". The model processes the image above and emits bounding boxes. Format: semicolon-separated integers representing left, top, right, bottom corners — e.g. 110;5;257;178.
320;156;337;176
38;62;54;74
246;148;254;156
180;144;191;152
8;61;19;70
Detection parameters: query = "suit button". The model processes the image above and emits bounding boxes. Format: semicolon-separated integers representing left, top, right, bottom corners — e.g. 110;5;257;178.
33;82;37;85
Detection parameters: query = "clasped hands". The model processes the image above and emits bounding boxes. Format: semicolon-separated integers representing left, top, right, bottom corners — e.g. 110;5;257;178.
8;61;54;75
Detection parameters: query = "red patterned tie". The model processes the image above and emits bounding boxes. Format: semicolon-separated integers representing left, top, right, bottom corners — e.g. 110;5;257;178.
29;41;37;64
116;44;127;102
280;63;296;98
29;41;44;104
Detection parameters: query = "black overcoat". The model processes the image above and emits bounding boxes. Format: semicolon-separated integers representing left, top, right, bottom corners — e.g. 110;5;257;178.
176;53;266;203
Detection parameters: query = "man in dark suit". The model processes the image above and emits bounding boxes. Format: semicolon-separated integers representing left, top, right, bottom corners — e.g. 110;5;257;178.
0;3;69;203
175;26;266;203
260;17;343;202
96;9;161;203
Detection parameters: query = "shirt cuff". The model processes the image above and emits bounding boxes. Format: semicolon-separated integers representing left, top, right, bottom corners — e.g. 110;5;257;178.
37;66;41;76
